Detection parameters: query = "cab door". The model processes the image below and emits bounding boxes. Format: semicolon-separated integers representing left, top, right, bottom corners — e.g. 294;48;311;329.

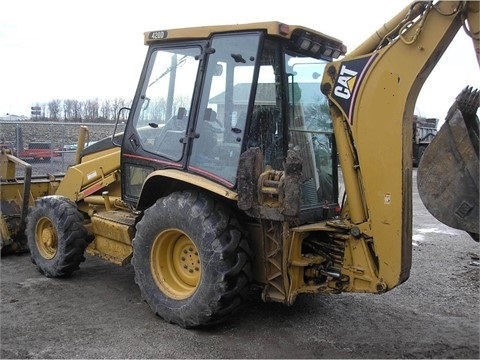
187;33;261;187
120;44;204;204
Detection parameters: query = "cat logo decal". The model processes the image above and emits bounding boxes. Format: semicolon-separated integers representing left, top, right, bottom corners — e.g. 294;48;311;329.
332;54;377;124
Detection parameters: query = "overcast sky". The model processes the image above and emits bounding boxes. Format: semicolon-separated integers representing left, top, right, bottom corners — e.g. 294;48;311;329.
1;0;478;123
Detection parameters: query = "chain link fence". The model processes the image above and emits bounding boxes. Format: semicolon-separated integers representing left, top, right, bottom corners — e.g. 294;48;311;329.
0;121;124;178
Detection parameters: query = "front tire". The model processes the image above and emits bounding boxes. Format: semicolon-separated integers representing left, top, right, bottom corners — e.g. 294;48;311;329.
132;190;253;328
26;196;92;277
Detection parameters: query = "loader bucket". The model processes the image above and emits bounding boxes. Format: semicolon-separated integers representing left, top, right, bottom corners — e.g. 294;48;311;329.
417;87;479;241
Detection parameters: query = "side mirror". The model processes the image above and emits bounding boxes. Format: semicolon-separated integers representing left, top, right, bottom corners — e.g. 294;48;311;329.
112;107;130;146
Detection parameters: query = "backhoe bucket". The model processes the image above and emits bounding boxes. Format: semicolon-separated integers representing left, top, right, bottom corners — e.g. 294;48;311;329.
417;87;479;241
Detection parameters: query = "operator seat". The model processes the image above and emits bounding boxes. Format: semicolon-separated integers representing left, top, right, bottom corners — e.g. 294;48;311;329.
152;107;188;159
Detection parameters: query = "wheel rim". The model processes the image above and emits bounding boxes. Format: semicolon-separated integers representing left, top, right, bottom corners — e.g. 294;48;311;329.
151;229;201;300
35;216;57;259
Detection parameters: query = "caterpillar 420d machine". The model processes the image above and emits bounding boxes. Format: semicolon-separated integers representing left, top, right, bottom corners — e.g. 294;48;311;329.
1;1;478;328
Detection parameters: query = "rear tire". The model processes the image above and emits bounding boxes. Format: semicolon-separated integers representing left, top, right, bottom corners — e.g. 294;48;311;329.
132;190;253;328
26;196;92;277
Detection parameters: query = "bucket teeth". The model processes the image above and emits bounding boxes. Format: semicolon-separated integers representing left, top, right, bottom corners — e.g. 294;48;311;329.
455;86;479;117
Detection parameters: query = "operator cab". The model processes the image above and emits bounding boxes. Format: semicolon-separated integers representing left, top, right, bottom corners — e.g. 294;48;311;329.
120;22;346;223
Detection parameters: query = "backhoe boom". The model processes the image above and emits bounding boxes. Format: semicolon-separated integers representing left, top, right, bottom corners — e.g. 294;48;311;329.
321;0;479;287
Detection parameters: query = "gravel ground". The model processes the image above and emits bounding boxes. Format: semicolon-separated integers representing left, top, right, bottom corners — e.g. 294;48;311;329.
0;170;478;359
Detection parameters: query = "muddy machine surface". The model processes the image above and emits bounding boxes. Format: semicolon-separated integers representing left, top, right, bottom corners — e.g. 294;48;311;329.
1;1;478;328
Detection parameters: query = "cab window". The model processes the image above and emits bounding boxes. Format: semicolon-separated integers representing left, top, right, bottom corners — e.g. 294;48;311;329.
134;47;201;161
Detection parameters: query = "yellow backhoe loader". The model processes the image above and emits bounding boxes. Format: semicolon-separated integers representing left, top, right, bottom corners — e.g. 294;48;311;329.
0;0;478;328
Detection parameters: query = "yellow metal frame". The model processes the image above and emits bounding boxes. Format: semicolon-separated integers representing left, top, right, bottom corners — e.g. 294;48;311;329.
144;21;342;46
321;1;479;289
143;169;238;201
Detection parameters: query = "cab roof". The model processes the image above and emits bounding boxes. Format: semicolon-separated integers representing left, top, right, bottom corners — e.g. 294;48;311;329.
144;21;341;46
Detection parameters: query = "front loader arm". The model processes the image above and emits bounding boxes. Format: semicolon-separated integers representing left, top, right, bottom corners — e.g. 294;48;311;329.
55;146;121;203
321;1;479;289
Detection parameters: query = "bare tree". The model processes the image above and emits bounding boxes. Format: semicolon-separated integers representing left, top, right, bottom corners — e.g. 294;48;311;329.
72;100;82;122
100;99;111;121
111;97;123;121
84;99;99;121
63;99;74;121
48;99;62;121
110;97;131;122
141;97;167;125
